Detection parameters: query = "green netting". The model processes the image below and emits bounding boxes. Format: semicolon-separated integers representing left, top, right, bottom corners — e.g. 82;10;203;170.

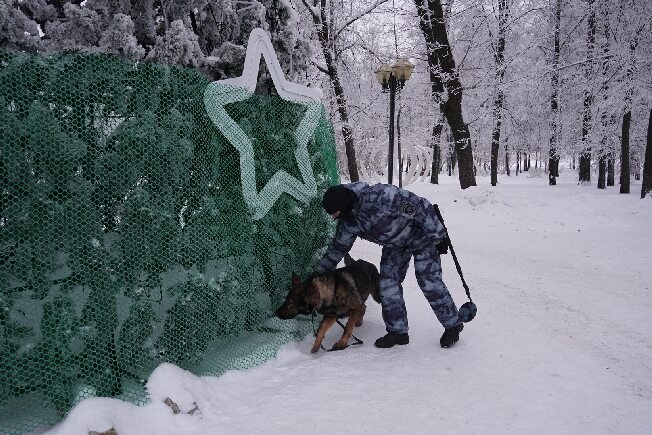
0;50;340;434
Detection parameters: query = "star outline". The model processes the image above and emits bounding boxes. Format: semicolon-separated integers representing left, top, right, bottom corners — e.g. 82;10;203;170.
203;29;322;220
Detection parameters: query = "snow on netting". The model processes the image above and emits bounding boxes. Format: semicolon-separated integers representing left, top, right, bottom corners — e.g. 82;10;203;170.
0;50;339;434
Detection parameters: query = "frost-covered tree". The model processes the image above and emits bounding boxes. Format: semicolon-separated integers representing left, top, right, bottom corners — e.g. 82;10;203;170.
0;0;312;82
642;110;652;199
42;3;104;52
98;13;145;60
296;0;393;182
0;0;44;52
489;0;510;187
414;0;477;189
147;19;204;67
433;0;651;187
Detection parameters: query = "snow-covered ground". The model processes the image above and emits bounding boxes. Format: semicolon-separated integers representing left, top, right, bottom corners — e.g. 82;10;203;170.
45;171;652;435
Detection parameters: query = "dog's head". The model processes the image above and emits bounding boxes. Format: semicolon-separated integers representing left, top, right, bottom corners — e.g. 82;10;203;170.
274;273;320;319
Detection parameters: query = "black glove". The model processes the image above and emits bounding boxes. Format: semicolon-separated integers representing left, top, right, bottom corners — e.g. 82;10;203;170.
436;238;450;255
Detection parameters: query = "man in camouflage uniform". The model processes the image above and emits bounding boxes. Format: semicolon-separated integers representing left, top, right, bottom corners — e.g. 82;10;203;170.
316;182;464;348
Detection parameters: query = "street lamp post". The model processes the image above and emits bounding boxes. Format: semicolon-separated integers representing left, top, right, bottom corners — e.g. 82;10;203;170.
375;58;415;185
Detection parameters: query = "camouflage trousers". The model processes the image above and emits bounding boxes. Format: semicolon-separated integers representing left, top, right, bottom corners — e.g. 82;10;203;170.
379;245;460;333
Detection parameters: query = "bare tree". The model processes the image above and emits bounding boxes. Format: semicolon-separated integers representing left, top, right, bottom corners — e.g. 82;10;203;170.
548;0;562;186
490;0;510;187
620;111;631;194
414;0;477;189
299;0;392;182
641;109;652;199
620;17;646;194
597;0;611;190
430;121;443;184
578;0;596;184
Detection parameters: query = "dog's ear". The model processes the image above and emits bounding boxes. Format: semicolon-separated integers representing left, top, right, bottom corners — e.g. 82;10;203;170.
291;273;302;286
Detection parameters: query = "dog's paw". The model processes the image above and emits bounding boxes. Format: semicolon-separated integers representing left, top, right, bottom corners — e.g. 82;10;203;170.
330;340;349;351
310;344;320;353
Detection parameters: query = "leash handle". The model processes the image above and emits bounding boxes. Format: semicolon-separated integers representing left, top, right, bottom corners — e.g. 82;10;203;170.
433;205;473;303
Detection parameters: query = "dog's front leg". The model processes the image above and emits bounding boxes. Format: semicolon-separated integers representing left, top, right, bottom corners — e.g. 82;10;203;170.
311;315;338;353
331;308;364;351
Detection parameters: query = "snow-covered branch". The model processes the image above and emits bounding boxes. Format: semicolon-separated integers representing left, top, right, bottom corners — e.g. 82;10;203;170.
333;0;391;41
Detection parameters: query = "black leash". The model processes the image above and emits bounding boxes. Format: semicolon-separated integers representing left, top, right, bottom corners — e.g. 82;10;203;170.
434;205;473;304
311;313;363;352
447;242;473;303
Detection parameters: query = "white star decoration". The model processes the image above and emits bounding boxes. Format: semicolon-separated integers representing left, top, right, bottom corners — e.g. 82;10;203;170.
203;28;322;220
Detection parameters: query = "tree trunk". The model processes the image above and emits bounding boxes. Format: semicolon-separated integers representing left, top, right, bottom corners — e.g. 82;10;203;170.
449;136;457;173
578;0;596;185
641;109;652;198
430;123;443;184
597;155;606;189
597;2;611;190
620;111;631;194
490;93;503;186
490;0;509;187
549;0;562;186
414;0;477;189
505;135;510;176
304;0;359;182
516;152;520;176
132;0;156;48
607;156;615;186
620;16;643;193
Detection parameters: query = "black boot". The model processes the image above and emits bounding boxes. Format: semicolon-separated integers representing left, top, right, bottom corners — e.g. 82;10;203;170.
374;332;409;348
440;323;464;348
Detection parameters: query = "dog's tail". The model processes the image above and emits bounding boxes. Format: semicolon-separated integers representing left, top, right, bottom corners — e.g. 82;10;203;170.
369;266;381;303
343;253;354;266
369;274;380;304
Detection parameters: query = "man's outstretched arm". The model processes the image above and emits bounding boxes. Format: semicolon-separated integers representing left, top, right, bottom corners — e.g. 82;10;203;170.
315;222;357;273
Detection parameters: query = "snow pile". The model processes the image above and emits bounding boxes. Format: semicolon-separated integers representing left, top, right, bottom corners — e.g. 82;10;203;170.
146;364;202;416
45;364;209;435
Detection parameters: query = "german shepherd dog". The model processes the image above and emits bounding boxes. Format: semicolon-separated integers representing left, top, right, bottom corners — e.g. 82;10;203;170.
275;254;380;353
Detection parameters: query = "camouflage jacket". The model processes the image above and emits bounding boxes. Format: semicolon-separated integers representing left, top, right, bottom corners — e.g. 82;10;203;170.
316;182;448;272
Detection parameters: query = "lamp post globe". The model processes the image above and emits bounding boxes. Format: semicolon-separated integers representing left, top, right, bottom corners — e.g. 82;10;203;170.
376;58;413;185
374;63;392;91
391;57;415;87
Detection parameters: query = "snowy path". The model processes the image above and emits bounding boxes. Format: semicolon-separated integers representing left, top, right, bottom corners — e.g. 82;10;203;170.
47;174;652;435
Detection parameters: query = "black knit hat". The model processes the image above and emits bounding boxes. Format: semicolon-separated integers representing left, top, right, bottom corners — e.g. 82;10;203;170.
322;185;354;216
